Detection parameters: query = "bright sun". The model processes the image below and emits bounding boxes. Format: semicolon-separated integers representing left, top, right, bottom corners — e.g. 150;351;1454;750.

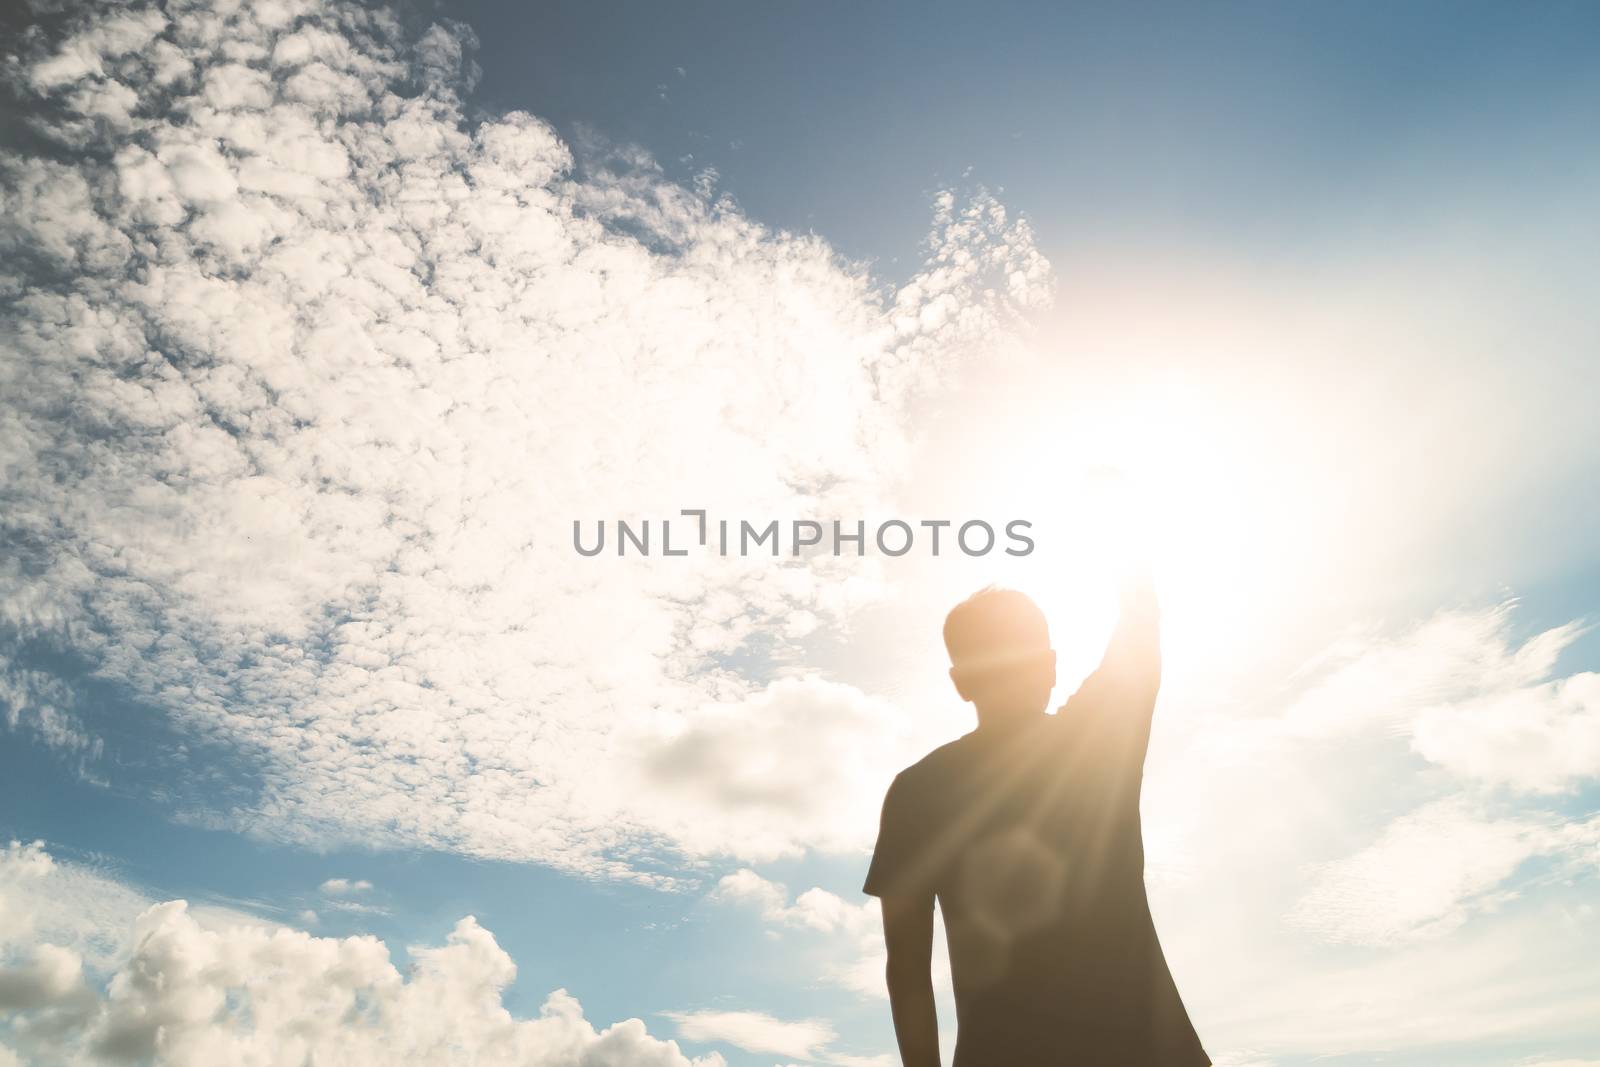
942;369;1320;692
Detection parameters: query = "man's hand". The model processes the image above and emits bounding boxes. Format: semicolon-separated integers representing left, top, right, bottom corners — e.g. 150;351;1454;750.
881;893;940;1067
1083;465;1156;594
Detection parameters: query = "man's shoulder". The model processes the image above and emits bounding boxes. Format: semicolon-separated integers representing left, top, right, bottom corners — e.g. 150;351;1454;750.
890;734;973;792
892;719;1074;791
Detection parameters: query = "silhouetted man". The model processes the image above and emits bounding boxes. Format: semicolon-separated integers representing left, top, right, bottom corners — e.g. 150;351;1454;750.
863;572;1209;1066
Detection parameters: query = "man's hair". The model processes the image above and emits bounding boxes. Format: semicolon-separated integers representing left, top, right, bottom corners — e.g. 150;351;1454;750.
943;586;1050;668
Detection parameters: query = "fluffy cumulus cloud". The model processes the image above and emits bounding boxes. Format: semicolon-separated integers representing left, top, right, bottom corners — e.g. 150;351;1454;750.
0;842;724;1067
0;0;1052;878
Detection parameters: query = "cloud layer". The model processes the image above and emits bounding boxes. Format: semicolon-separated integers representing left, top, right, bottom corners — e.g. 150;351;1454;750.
0;0;1051;877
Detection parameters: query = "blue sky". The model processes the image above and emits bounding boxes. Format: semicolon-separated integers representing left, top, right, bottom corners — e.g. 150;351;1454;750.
451;0;1600;269
1;1;1598;1065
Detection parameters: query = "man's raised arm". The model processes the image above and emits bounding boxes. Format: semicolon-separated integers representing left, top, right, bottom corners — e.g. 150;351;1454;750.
1056;565;1162;772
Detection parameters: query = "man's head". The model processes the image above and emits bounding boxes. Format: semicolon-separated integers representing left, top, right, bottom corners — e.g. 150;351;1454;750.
943;586;1056;722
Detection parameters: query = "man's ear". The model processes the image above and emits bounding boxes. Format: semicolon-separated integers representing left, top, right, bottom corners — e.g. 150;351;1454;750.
948;665;974;703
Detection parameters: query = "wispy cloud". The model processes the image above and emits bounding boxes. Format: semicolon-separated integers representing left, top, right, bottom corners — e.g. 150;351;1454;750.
1286;799;1600;946
1135;602;1600;1060
661;1008;833;1060
0;841;146;970
0;653;100;769
1260;606;1600;944
1275;604;1586;744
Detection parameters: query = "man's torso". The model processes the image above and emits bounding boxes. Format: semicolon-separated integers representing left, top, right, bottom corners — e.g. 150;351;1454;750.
892;714;1208;1066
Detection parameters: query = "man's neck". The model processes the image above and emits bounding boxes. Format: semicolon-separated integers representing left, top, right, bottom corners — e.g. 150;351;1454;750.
972;707;1047;734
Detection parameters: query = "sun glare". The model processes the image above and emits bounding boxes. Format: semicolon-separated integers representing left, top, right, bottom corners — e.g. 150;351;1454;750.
952;371;1313;691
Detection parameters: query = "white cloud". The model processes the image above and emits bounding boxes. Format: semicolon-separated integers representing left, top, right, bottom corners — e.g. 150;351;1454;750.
314;877;386;916
1200;896;1600;1056
1125;601;1600;1060
0;653;100;764
1277;604;1586;746
1310;605;1600;798
0;0;1051;877
711;868;876;938
625;677;916;861
708;867;955;1002
1286;800;1600;946
660;1009;833;1061
1249;605;1600;950
0;843;726;1067
321;900;389;918
0;942;90;1012
816;1055;894;1067
1413;670;1600;794
23;8;168;92
0;841;148;970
